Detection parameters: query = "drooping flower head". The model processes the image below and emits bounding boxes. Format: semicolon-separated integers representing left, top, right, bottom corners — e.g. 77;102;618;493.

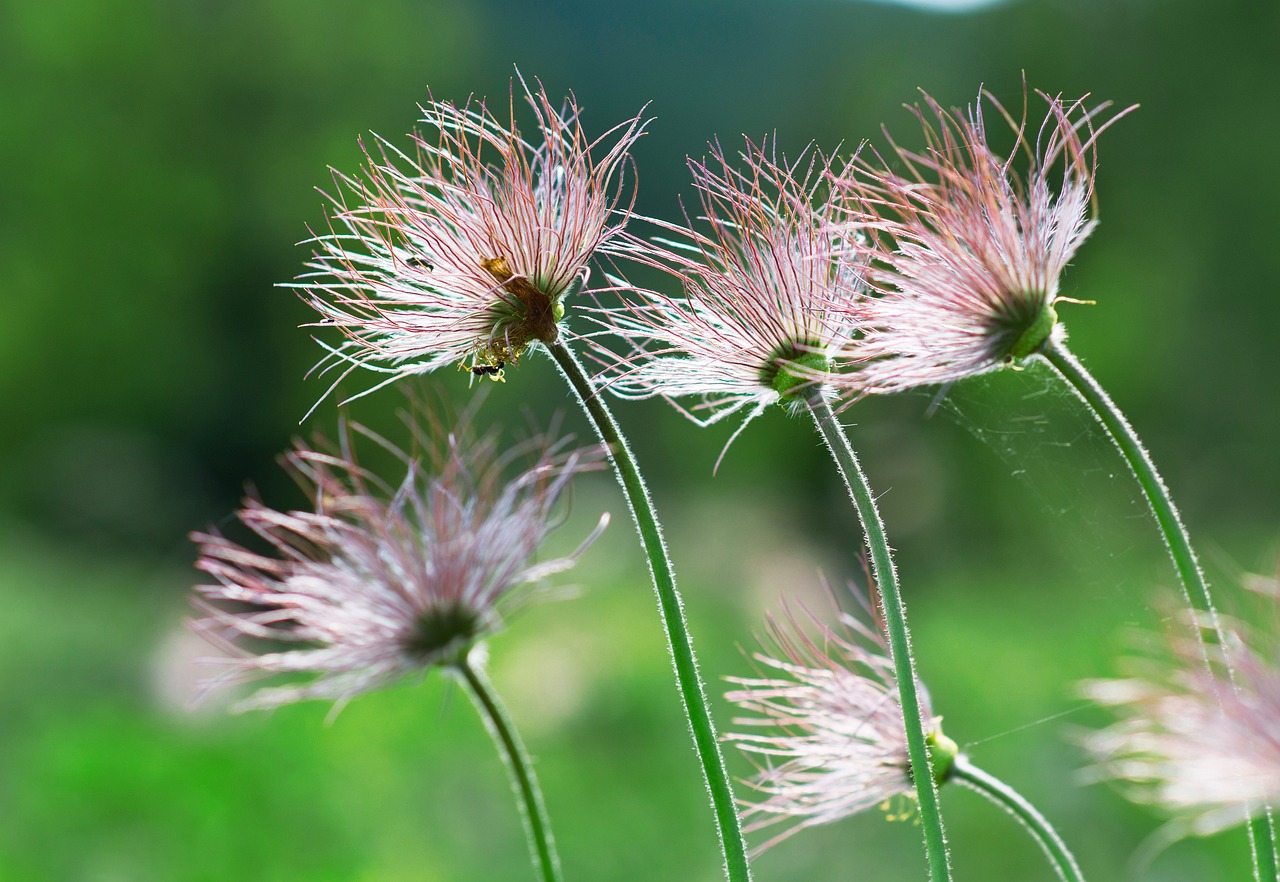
832;86;1134;395
1081;577;1280;838
593;138;862;448
725;591;956;852
297;76;646;404
190;419;606;711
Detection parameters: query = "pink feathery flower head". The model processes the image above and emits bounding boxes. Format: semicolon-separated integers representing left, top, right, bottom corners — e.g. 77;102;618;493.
832;86;1134;396
724;591;956;852
1081;578;1280;838
189;420;607;711
296;75;647;406
593;138;862;448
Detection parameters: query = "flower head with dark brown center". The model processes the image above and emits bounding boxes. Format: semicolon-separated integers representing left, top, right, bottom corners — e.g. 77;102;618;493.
190;421;605;711
831;87;1133;396
297;76;646;404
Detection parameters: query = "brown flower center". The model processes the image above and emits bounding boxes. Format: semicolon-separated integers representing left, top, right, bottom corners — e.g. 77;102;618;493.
480;256;561;357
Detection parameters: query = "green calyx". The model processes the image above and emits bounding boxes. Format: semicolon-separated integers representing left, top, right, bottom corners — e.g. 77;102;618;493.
404;603;488;667
763;345;831;401
1005;299;1058;360
927;727;959;787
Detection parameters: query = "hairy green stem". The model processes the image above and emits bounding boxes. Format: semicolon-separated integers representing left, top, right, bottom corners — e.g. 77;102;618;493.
545;339;752;882
1251;813;1279;882
1039;339;1218;627
1041;338;1277;879
953;756;1084;882
805;392;952;881
456;655;562;882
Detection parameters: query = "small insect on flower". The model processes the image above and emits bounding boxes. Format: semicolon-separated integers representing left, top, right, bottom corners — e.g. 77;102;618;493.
725;588;955;852
590;137;863;464
293;74;647;411
829;85;1135;397
188;418;607;712
460;355;508;384
1081;577;1280;841
468;362;506;382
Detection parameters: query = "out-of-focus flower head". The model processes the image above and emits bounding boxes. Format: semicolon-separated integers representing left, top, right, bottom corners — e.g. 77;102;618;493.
724;589;955;852
1081;575;1280;838
296;74;647;408
189;418;607;712
831;86;1133;396
592;138;862;459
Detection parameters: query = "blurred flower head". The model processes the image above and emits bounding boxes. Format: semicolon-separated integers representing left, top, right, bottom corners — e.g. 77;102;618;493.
296;75;646;405
724;592;952;851
831;86;1132;396
189;419;606;711
592;138;862;451
1081;577;1280;837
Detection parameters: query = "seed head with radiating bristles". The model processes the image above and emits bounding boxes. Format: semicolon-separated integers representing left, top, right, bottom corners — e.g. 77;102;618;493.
294;76;646;408
189;421;606;711
724;593;953;852
592;138;862;452
830;86;1134;396
1081;578;1280;838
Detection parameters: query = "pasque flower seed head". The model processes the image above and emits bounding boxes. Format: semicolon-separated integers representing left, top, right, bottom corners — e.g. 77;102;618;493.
296;75;646;407
593;138;862;451
190;420;606;711
831;87;1134;395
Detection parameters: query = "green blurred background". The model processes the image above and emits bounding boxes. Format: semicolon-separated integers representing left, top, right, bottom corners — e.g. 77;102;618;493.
3;0;1278;878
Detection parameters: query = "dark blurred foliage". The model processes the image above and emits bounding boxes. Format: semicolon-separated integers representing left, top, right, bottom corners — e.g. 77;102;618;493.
1;0;1277;878
3;0;1277;565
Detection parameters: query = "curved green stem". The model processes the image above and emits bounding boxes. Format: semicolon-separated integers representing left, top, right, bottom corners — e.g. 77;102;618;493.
805;392;952;881
1039;338;1218;626
544;339;752;882
1041;338;1278;879
952;756;1084;882
456;654;562;882
1251;812;1279;882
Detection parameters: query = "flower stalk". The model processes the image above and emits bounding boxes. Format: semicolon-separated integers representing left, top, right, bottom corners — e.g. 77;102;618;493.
804;391;952;881
1252;813;1279;882
456;653;563;882
952;756;1084;882
544;337;752;882
1042;337;1279;879
1039;337;1217;626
